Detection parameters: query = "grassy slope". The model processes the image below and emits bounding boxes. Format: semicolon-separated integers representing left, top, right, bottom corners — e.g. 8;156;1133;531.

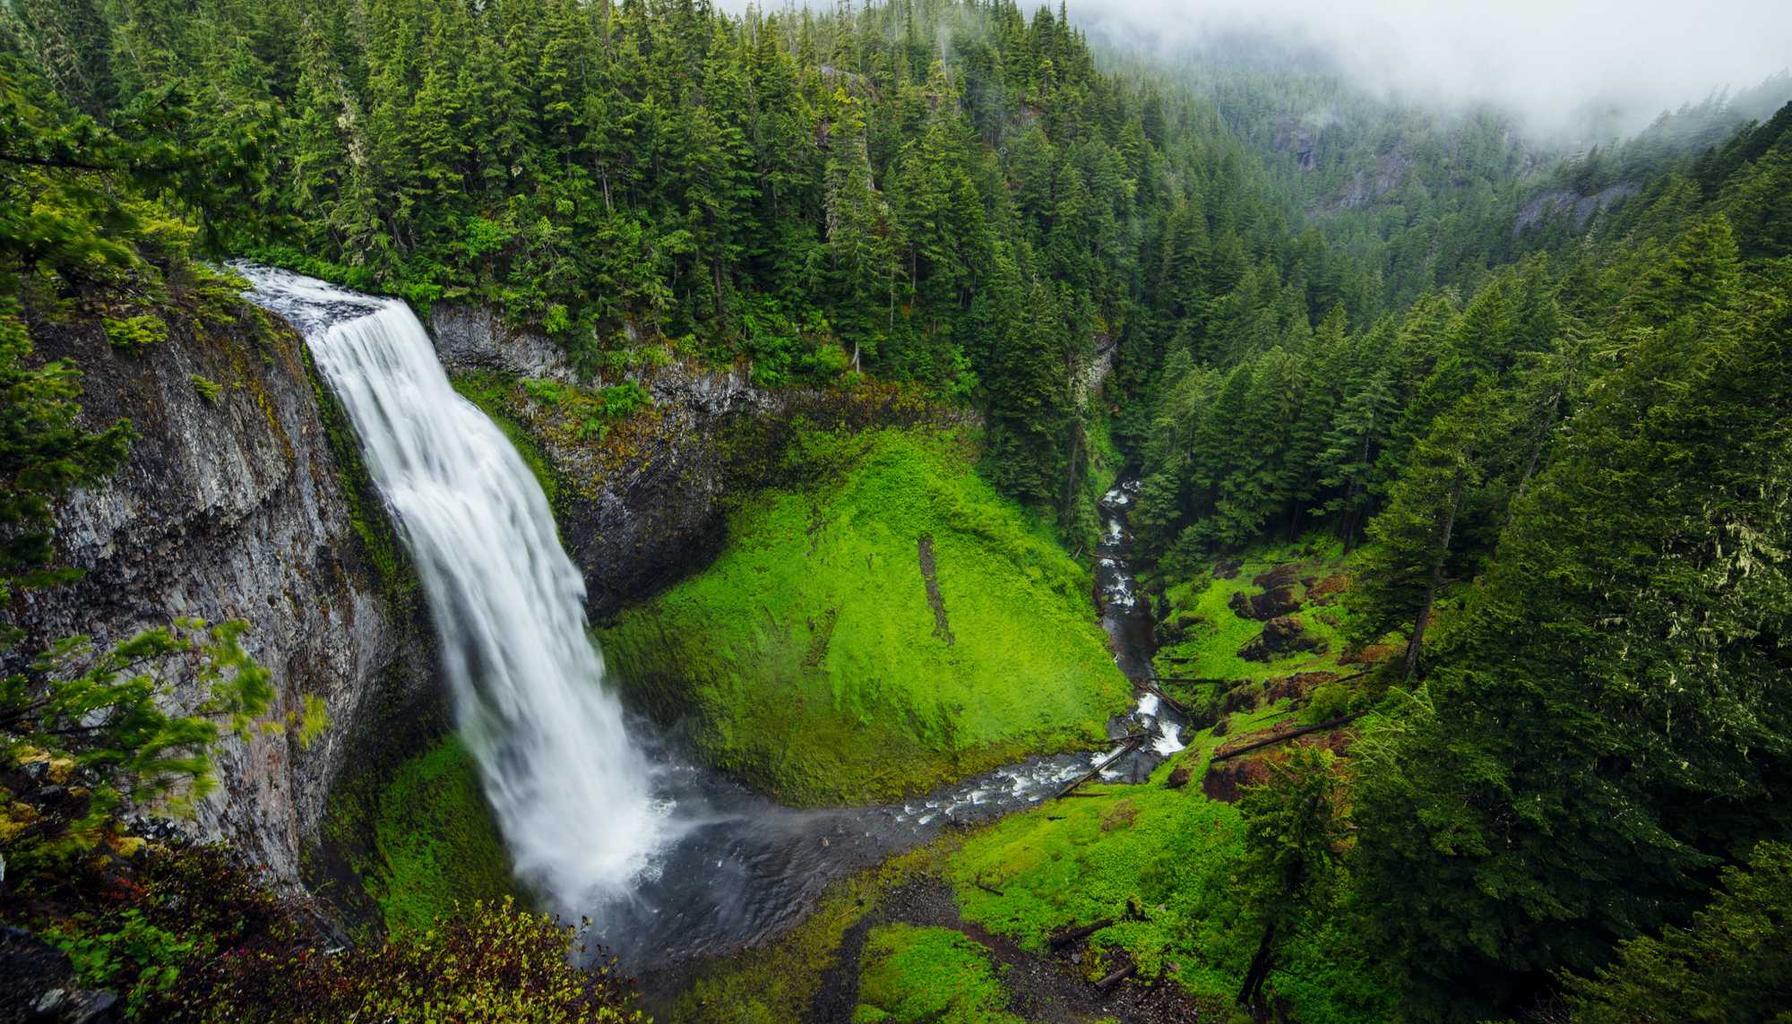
941;703;1388;1023
1151;537;1361;686
854;924;1025;1024
598;428;1132;805
670;536;1392;1024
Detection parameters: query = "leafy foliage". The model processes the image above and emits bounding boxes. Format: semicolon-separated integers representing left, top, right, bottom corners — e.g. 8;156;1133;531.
1565;841;1792;1024
1;619;273;869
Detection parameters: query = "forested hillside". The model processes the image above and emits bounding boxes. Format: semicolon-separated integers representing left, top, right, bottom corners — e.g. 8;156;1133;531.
2;0;1790;1021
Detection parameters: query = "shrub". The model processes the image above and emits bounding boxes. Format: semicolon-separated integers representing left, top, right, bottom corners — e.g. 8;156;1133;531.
190;375;224;403
103;314;168;351
177;897;647;1023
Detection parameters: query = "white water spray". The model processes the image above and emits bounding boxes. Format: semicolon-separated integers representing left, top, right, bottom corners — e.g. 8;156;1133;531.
240;267;667;912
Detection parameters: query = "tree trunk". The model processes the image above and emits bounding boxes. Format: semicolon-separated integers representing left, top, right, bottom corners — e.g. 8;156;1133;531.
1503;392;1560;532
1404;469;1465;681
1236;921;1277;1008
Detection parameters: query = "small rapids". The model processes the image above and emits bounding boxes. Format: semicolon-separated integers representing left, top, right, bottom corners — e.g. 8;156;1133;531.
1095;478;1186;776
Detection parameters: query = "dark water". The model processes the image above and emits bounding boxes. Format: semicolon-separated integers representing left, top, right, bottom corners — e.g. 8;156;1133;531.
591;727;1104;972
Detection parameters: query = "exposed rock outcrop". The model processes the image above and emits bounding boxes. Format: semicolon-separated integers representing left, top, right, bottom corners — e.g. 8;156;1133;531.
0;926;119;1024
1238;615;1324;662
430;304;771;619
1513;182;1639;236
1228;585;1302;621
6;303;434;890
427;304;970;620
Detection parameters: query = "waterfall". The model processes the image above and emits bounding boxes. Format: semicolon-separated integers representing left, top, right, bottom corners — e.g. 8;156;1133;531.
239;266;667;913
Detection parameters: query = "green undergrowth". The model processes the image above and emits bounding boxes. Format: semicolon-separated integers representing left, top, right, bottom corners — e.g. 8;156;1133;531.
364;736;517;934
597;427;1131;805
853;924;1024;1024
944;718;1258;997
1150;536;1362;688
942;705;1386;1022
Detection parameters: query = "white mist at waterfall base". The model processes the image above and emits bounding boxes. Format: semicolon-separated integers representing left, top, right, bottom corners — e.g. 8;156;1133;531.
238;267;671;914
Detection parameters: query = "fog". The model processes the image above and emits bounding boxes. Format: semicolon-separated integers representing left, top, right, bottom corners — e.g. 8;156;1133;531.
726;0;1792;139
1061;0;1792;136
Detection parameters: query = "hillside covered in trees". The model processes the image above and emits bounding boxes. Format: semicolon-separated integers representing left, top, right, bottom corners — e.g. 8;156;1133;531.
1;0;1789;1022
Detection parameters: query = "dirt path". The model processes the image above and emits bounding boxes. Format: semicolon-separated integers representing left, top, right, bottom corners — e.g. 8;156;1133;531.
806;876;1205;1024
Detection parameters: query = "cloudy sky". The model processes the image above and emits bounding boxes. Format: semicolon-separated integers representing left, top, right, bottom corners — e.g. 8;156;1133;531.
726;0;1792;136
1060;0;1792;133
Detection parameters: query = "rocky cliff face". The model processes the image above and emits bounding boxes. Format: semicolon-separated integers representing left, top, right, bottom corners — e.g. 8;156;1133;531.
431;304;772;619
5;303;434;889
428;305;973;622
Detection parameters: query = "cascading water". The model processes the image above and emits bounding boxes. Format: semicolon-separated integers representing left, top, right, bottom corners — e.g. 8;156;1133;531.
238;267;669;913
240;265;1184;977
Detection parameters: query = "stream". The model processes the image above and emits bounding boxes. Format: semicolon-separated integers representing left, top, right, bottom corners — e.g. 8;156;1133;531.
240;267;1178;977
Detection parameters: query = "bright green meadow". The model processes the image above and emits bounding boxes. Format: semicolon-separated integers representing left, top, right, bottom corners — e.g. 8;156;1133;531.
597;427;1132;805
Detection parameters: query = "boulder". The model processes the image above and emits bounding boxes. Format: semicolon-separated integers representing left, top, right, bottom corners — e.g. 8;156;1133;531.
1228;585;1302;621
0;927;120;1024
1238;616;1324;662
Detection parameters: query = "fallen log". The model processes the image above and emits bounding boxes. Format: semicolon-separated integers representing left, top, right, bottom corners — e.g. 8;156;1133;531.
1095;962;1137;994
1141;681;1189;717
1210;710;1368;762
1055;734;1146;799
1047;917;1116;951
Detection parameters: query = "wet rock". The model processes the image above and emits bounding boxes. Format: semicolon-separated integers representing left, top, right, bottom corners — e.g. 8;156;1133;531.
6;306;434;891
1;926;121;1024
1238;616;1324;662
1228;585;1302;621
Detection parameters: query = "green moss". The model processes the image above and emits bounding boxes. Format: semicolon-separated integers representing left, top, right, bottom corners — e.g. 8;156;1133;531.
941;706;1388;1021
1151;536;1361;688
366;736;517;934
310;350;415;603
597;428;1132;805
1086;405;1124;500
944;733;1250;999
852;924;1023;1024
